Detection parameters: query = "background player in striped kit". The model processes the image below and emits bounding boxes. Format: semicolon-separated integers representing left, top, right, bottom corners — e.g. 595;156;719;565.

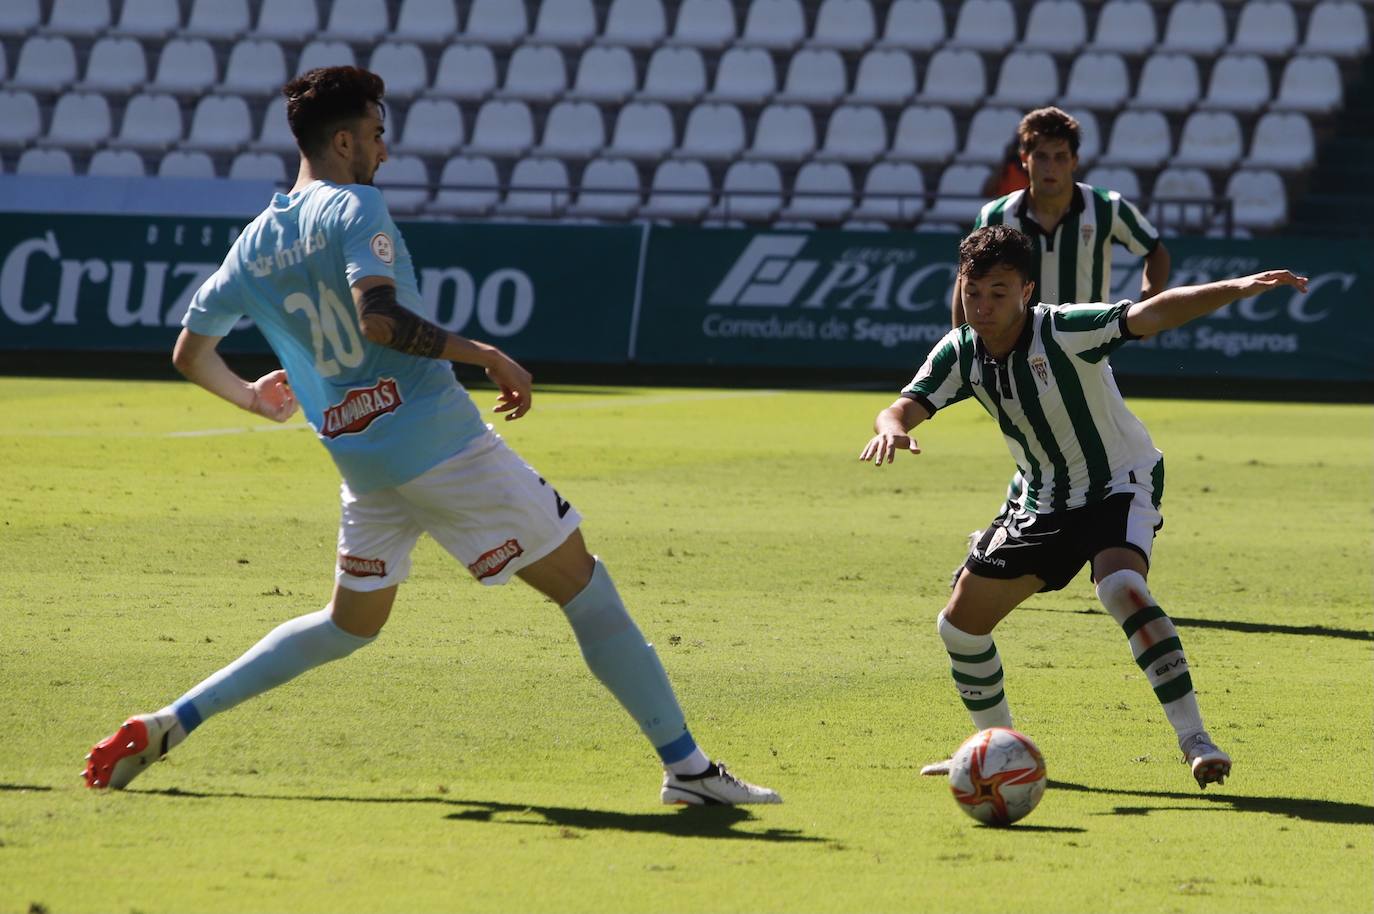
861;226;1307;788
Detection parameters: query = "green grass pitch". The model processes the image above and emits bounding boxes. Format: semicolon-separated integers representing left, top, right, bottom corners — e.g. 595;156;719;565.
1;376;1370;913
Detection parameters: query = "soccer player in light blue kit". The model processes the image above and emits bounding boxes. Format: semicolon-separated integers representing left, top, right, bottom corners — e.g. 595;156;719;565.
84;67;779;806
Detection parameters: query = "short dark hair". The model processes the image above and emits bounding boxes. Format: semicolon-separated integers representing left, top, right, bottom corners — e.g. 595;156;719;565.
283;66;386;157
1017;106;1080;157
958;226;1035;283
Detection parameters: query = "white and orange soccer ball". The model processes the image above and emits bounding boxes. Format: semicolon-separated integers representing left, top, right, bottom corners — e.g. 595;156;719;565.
948;727;1048;826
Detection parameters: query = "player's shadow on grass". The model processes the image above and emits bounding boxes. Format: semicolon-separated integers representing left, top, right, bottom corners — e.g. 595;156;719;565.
1049;779;1374;827
1023;606;1373;642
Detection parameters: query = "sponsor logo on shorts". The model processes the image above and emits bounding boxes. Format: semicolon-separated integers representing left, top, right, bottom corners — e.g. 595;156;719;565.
322;377;402;439
468;538;524;580
340;553;387;577
370;232;395;265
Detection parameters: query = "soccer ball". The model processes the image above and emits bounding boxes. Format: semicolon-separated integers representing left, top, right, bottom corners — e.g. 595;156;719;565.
948;727;1047;826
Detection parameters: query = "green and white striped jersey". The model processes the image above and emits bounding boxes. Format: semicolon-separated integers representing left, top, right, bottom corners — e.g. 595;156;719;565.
974;183;1159;306
902;302;1162;514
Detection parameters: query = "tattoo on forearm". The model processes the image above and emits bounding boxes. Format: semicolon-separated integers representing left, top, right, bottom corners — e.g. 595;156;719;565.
359;284;446;359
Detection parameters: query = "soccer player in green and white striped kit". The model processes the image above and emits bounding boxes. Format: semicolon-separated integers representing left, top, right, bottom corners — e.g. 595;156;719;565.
862;225;1307;788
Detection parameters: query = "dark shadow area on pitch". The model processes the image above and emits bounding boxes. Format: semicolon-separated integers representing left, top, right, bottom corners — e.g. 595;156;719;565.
974;822;1087;833
1022;606;1374;642
138;787;827;844
1049;779;1374;827
0;784;53;793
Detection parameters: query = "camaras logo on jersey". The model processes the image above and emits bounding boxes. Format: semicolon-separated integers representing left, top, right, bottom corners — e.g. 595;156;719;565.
322;378;402;438
468;538;523;580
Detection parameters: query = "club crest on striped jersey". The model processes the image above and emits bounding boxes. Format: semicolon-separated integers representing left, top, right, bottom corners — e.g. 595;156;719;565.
1029;354;1051;386
1080;223;1095;245
339;553;386;577
468;538;523;580
322;377;402;439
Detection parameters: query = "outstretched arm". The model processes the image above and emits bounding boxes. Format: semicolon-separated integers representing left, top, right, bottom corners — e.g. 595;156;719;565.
172;329;298;422
859;397;932;466
1124;270;1308;338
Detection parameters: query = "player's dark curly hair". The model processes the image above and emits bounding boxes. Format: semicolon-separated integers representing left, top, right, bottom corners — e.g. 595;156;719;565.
1017;106;1080;156
283;66;386;158
958;225;1035;283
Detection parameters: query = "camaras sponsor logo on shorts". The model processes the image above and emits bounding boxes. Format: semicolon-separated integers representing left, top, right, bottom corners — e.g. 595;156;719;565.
468;538;523;580
339;553;386;577
322;377;402;439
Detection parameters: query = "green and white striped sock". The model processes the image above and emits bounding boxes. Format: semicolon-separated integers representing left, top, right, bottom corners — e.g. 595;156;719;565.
938;613;1013;730
1096;570;1205;745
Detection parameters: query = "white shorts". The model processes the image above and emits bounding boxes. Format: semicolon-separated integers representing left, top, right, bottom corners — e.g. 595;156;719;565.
335;428;583;592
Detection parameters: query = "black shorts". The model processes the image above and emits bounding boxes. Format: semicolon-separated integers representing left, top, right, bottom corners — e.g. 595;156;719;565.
964;491;1163;592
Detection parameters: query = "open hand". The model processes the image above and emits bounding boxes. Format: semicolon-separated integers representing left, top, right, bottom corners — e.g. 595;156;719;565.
859;433;921;466
1237;270;1308;298
485;350;533;421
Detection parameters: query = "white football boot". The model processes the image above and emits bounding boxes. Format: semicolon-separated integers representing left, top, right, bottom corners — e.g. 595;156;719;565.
1181;730;1231;789
949;530;983;590
919;758;953;776
84;712;180;789
661;761;782;805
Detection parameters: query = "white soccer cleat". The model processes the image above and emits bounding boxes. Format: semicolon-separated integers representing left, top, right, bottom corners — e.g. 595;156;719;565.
920;758;953;776
661;761;782;806
1181;731;1232;789
84;713;177;790
949;530;983;590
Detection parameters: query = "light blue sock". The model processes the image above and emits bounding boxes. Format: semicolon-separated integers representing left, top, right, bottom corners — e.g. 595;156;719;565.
170;607;374;734
562;560;707;773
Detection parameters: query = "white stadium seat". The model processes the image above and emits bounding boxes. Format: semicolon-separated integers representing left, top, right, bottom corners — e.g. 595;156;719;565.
1022;0;1086;53
1271;56;1343;113
918;49;986;108
640;159;713;220
254;0;317;40
10;37;78;93
158;150;216;178
888;105;957;163
398;98;465;157
1132;53;1200;112
149;38;217;96
925;164;992;225
1062;53;1131;110
88;149;147;177
1200;55;1271;113
222;40;287;97
1160;1;1228;55
497;45;568;101
42;92;111;150
1083;165;1141;200
46;0;111;37
1227;169;1287;230
948;0;1016;52
817;105;887;162
252;101;297;154
1232;1;1297;56
566;46;638;103
739;0;806;50
533;0;597;47
0;91;42;147
1301;1;1370;58
429;45;496;100
299;41;357;73
113;0;180;38
17;148;74;175
1244;112;1314;171
671;0;736;49
707;47;777;103
746;104;816;162
854;162;925;222
1173;111;1243;169
601;0;667;48
322;0;390;43
718;160;784;220
394;0;458;44
0;0;41;35
850;50;917;106
535;101;605;160
1100;110;1172;169
777;49;848;105
430;156;500;216
376;155;430;214
184;0;248;39
783;161;853;222
606;101;675;160
229;152;287;183
462;0;528;48
497;157;571;218
369;42;428;101
111;93;182;151
183;95;253;153
78;37;147;94
1065;108;1102;165
960;107;1023;166
878;0;945;51
989;51;1059;109
809;0;877;51
1092;0;1157;55
639;47;707;103
566;158;641;218
677;103;747;160
467;100;535;157
1151;167;1214;231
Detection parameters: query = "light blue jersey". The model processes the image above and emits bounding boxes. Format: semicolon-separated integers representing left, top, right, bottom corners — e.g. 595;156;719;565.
184;180;486;493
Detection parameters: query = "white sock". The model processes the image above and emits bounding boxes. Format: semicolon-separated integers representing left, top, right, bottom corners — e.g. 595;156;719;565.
938;613;1014;730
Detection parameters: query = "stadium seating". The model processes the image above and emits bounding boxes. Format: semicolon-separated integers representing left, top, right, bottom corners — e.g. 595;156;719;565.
1302;1;1370;58
961;107;1024;165
677;103;746;160
77;37;146;94
745;104;816;162
159;150;216;178
45;92;112;150
0;91;42;147
853;162;926;222
777;49;847;105
149;38;216;96
17;147;74;174
467;100;535;158
918;49;986;108
496;157;570;218
1272;56;1344;113
808;0;877;52
1100;111;1172;169
0;0;42;36
89;148;146;176
1232;1;1299;56
566;157;640;218
430;155;500;215
183;0;248;40
781;161;853;222
376;154;431;213
1062;53;1131;111
1200;55;1271;114
1084;165;1141;200
1244;113;1315;171
298;41;357;74
228;151;287;183
110;93;182;151
1132;54;1201;112
640;158;713;219
639;47;707;103
990;52;1059;108
1174;112;1244;170
1091;0;1157;55
321;0;389;44
949;0;1017;52
393;0;458;45
717;160;783;221
1151;167;1215;231
496;45;568;101
9;36;78;92
429;45;496;100
706;47;775;102
534;101;604;160
817;105;887;163
739;0;806;50
877;0;945;52
1022;1;1086;53
1228;170;1288;230
46;0;111;37
399;99;466;157
670;0;736;50
601;0;667;49
368;42;427;100
532;0;595;47
222;40;287;97
925;164;992;224
253;0;316;41
888;105;958;163
566;46;637;102
849;50;917;106
1160;1;1229;56
607;101;675;160
182;95;253;153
